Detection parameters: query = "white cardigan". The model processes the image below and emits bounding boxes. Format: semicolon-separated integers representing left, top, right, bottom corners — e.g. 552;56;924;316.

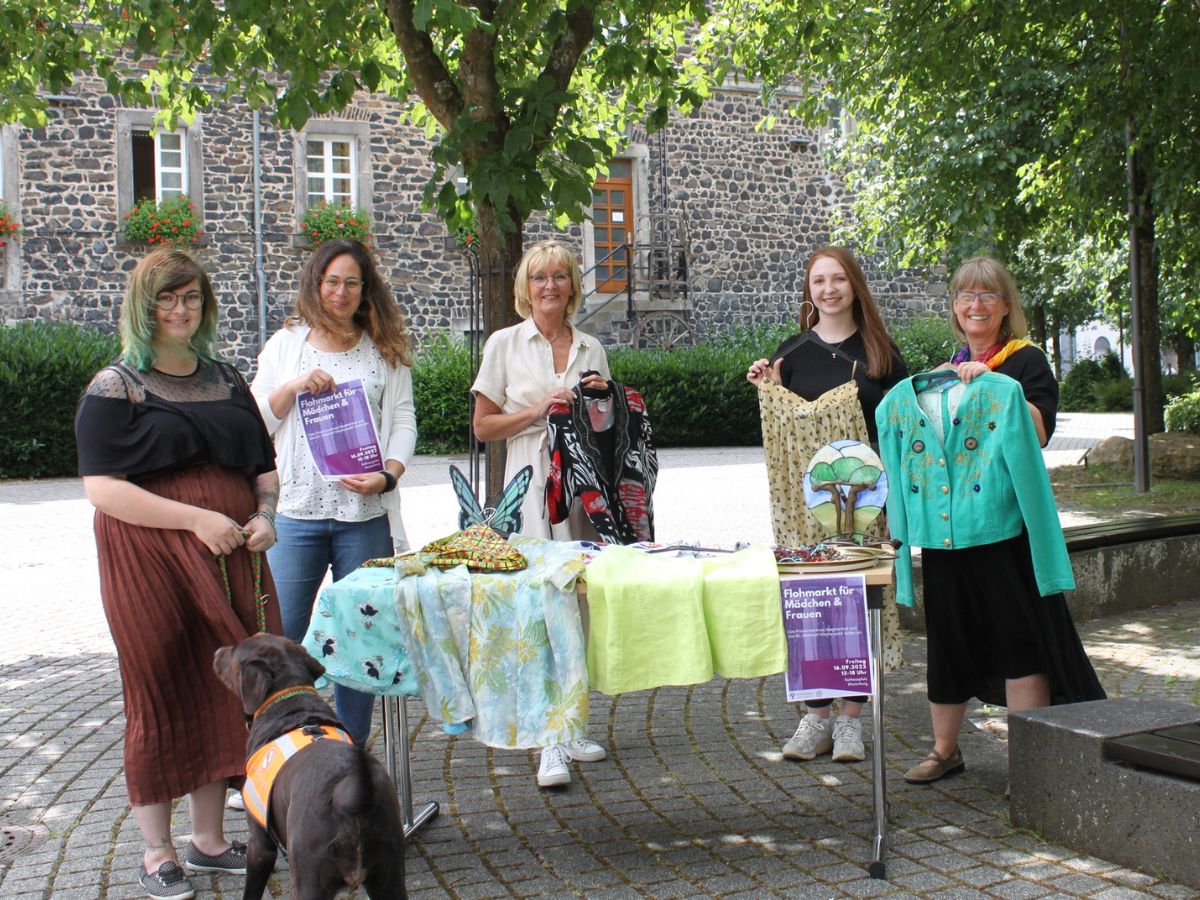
251;323;417;547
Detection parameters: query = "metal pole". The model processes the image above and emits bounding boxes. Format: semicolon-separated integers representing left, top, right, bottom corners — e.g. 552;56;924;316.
252;110;268;352
1125;122;1150;493
1120;15;1150;493
867;585;888;879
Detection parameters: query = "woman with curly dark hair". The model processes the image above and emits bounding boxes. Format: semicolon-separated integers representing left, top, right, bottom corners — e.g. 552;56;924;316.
251;239;416;746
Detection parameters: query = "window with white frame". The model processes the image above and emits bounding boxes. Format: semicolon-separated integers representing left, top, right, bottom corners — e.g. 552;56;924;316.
305;136;356;207
116;110;203;226
130;129;188;203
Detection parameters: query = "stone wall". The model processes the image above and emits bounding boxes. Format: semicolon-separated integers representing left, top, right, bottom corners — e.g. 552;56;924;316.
0;77;944;371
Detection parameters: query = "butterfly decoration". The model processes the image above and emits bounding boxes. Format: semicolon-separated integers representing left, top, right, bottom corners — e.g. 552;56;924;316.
449;464;533;538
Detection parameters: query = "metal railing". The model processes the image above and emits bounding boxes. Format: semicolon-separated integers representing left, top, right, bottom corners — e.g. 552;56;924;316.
575;242;634;327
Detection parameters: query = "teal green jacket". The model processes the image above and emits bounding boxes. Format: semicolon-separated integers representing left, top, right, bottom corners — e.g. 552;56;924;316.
875;371;1074;607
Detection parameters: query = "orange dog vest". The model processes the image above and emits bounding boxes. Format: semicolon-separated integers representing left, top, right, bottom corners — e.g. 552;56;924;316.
242;725;353;830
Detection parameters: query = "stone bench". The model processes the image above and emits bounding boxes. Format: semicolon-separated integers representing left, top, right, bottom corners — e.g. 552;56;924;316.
1009;698;1200;888
897;514;1200;631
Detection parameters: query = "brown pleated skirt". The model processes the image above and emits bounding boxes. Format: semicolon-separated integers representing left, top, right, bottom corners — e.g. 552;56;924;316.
94;464;281;806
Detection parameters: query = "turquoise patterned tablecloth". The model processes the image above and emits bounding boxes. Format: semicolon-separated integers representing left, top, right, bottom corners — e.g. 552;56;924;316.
302;565;420;697
300;537;592;750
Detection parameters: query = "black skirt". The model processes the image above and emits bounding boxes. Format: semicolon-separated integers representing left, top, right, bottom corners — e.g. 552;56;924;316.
922;531;1106;707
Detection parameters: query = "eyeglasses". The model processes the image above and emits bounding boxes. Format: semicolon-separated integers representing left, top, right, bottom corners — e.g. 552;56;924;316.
154;290;204;311
953;290;1004;307
321;276;363;293
529;273;572;287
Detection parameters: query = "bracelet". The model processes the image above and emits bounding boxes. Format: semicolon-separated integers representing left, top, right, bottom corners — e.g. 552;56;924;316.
249;510;276;531
379;471;397;494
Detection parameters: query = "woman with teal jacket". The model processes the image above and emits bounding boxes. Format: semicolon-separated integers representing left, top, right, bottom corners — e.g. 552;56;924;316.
877;256;1104;787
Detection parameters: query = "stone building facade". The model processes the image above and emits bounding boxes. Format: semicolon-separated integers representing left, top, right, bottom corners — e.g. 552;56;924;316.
0;75;942;370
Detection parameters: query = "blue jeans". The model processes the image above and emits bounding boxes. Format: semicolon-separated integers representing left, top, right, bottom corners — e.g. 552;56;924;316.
268;514;392;745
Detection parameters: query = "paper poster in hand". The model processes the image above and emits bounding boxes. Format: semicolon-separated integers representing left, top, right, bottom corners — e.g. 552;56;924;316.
781;572;873;702
298;379;384;480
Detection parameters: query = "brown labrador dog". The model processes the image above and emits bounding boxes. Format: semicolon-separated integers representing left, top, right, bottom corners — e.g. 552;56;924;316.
214;633;406;900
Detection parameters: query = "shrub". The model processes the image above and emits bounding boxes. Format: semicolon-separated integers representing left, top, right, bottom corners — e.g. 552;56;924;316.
0;321;120;479
1098;351;1128;381
124;194;203;246
1162;371;1197;400
301;203;372;247
1059;358;1104;412
411;332;473;454
1165;390;1200;435
892;315;956;374
1093;378;1134;412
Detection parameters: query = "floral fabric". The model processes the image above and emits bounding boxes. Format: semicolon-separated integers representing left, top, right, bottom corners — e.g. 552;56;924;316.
301;565;420;697
394;535;591;749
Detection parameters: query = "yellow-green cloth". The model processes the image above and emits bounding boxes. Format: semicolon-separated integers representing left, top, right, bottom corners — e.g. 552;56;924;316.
701;546;787;678
585;548;712;694
584;546;785;694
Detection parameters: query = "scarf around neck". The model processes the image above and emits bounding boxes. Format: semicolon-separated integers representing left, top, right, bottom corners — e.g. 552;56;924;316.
951;338;1034;369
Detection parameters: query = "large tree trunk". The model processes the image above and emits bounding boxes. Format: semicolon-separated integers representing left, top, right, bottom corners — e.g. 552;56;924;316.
475;199;525;502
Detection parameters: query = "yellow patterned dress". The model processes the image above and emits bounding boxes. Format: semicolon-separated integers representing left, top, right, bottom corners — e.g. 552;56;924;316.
757;380;904;673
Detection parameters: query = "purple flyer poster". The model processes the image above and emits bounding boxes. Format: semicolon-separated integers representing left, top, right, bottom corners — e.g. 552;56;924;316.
781;573;873;702
297;379;384;480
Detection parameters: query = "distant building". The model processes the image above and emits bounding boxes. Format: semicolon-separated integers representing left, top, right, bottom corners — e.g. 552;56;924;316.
0;74;941;369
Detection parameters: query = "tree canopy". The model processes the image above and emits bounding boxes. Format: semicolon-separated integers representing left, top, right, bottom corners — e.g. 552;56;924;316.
724;0;1200;427
1;0;731;337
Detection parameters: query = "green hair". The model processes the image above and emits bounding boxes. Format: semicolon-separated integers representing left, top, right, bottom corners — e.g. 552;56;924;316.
119;249;219;371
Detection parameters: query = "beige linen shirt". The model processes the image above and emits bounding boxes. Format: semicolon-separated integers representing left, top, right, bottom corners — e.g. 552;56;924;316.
471;317;610;539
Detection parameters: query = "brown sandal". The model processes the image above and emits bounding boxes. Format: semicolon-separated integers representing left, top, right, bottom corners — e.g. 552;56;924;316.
903;746;965;784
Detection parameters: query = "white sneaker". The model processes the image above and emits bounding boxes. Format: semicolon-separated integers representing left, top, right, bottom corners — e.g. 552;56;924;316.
831;715;866;762
537;743;571;787
225;790;245;811
783;713;834;760
564;738;607;762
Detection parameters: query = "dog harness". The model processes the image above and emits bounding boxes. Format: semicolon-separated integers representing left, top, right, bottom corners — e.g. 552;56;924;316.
241;685;354;831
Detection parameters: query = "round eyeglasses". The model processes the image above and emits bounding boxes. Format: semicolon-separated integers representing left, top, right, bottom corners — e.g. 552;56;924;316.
154;290;205;311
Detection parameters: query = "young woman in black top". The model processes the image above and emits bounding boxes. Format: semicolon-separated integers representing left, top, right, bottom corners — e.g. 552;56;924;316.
747;246;907;763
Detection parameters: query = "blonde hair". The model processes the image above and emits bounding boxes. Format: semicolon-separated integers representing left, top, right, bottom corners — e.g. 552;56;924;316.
948;255;1027;345
513;240;583;320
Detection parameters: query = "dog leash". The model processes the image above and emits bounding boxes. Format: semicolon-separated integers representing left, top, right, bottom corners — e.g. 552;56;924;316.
216;550;269;633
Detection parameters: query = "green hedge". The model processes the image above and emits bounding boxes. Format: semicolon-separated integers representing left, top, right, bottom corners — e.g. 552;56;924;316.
1165;389;1200;434
0;322;120;479
893;315;956;374
608;325;790;447
1060;353;1135;412
409;319;957;453
411;332;474;454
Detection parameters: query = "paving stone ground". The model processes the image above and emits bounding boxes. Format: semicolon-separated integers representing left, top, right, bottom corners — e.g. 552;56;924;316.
3;413;1198;899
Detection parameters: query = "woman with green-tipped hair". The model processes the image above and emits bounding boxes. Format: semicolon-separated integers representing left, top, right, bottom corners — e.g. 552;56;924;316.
74;248;281;899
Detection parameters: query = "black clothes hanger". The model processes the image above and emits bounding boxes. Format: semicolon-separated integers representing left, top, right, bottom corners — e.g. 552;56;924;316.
771;331;860;369
578;369;614;399
911;368;960;393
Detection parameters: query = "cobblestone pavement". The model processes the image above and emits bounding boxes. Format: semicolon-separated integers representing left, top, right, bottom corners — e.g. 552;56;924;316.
4;413;1199;899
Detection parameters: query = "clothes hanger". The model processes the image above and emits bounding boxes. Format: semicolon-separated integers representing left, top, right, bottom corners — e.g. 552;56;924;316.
911;368;960;393
771;309;861;369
